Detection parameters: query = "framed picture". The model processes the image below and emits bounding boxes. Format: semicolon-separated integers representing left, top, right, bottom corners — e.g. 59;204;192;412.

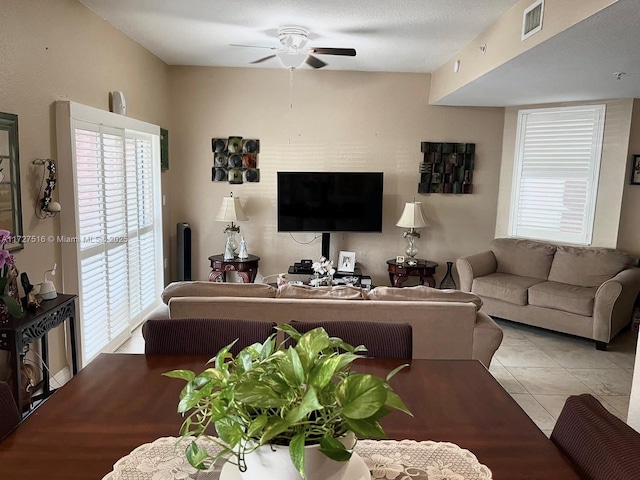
337;251;356;273
631;154;640;185
396;255;405;264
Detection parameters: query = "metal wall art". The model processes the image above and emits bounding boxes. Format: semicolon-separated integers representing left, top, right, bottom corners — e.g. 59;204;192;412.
211;136;260;184
418;142;475;194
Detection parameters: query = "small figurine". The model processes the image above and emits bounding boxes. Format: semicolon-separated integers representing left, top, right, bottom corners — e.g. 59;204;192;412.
238;236;248;259
224;237;235;260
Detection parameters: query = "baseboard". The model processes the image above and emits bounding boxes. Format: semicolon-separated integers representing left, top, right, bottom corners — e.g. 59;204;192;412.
52;365;72;388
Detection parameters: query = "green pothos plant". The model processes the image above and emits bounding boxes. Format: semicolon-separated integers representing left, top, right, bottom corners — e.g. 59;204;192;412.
164;324;412;478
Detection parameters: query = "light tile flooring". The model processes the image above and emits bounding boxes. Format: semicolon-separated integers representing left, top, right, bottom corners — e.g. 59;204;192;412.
490;319;637;437
116;318;638;436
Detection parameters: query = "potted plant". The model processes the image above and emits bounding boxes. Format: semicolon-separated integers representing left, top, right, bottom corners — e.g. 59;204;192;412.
164;325;412;480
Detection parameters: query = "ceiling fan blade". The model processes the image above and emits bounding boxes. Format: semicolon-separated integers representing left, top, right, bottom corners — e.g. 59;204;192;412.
250;54;277;64
309;47;356;57
305;55;327;69
230;43;277;50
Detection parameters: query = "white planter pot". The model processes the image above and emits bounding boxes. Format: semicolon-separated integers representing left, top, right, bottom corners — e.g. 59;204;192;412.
239;434;355;480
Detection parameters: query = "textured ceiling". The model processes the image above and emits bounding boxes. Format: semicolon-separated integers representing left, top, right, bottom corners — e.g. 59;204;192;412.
435;0;640;106
78;0;639;106
78;0;520;72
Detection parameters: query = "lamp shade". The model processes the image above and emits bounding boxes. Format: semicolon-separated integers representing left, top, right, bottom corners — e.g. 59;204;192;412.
396;201;428;228
214;195;248;223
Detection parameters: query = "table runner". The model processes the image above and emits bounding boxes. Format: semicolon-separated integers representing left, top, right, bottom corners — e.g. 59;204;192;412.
102;436;492;480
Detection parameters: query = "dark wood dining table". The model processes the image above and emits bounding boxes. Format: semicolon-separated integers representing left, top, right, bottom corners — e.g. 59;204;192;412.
0;353;580;479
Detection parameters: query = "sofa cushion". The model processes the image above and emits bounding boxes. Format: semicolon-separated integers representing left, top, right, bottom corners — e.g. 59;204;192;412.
472;273;544;306
491;238;557;280
528;281;597;316
161;281;276;304
548;246;633;288
368;286;482;309
276;284;367;300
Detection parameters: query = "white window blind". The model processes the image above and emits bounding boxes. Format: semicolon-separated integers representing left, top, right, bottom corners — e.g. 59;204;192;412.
58;101;163;368
508;105;606;245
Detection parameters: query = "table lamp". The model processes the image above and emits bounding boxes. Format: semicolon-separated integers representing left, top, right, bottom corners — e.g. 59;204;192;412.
396;200;428;263
214;193;248;260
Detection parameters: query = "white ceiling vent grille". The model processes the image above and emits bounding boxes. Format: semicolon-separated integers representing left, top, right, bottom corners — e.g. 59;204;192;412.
522;0;544;41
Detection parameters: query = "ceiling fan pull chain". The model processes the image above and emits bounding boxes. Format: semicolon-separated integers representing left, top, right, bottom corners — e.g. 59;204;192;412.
288;67;295;144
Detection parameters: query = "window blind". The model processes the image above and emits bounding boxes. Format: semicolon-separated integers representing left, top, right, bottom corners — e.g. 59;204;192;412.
509;105;606;245
71;120;162;365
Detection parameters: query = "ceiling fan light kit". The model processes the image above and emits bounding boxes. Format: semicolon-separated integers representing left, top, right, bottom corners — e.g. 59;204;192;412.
233;26;356;70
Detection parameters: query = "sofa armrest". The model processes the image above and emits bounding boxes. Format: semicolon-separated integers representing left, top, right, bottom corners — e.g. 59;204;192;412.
472;311;503;367
456;251;497;292
593;268;640;343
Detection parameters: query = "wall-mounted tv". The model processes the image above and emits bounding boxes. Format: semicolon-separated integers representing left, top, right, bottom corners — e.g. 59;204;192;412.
277;172;384;233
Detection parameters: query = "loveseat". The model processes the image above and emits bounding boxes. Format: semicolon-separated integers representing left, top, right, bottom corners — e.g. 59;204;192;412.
143;282;503;366
457;238;640;349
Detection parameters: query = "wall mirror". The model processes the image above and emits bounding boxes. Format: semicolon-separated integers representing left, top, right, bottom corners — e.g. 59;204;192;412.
0;112;23;251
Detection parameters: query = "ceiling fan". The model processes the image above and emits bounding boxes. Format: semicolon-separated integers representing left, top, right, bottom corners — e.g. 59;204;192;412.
231;27;356;69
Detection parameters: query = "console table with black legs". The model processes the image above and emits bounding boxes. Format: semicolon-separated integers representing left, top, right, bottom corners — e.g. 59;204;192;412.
0;293;78;415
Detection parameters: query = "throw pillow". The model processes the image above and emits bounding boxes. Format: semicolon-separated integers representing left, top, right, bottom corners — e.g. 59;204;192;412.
548;246;634;287
161;281;277;304
276;284;367;300
367;285;482;308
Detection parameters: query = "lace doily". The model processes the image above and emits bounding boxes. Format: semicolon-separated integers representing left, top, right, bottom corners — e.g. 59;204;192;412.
102;437;492;480
356;439;492;480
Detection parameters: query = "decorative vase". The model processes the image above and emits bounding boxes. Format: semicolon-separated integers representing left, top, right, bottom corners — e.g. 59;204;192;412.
439;261;457;290
239;434;355;480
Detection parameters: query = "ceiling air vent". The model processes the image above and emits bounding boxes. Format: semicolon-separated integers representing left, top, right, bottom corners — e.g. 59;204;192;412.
522;0;544;41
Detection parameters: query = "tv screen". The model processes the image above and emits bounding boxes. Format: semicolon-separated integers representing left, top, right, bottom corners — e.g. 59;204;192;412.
277;172;384;232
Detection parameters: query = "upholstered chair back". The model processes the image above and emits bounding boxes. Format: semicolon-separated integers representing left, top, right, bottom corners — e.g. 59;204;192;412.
288;320;412;359
551;393;640;479
143;318;276;355
0;381;20;440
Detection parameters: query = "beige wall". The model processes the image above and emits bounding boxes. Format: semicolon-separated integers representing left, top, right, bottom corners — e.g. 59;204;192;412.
495;98;634;248
0;0;171;378
429;0;616;104
167;67;505;287
623;99;640;432
617;99;640;257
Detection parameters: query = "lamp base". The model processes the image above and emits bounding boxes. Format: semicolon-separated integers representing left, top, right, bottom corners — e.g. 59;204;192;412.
404;230;420;259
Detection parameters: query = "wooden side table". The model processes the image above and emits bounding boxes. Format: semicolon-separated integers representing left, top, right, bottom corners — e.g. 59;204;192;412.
387;259;438;288
208;254;260;283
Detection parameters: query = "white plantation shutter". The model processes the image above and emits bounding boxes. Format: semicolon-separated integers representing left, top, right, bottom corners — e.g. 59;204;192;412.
58;102;163;368
509;105;606;245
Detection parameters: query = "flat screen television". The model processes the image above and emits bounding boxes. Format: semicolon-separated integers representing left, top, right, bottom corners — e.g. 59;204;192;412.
277;172;384;233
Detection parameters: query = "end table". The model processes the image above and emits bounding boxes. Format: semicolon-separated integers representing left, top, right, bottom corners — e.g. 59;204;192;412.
208;254;260;283
387;259;438;288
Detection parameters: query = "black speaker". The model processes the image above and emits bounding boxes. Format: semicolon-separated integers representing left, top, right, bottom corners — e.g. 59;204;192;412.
177;222;192;281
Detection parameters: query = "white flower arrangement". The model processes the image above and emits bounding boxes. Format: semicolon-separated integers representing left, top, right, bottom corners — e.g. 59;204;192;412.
312;256;335;277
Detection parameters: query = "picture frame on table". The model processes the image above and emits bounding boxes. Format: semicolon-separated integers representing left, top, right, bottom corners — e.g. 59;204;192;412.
337;251;356;273
630;154;640;185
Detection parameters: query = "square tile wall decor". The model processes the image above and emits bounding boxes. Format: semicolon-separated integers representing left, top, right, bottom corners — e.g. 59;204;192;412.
418;142;474;194
211;137;260;184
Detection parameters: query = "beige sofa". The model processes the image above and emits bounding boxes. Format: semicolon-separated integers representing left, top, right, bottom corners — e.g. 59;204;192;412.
457;238;640;349
143;282;504;366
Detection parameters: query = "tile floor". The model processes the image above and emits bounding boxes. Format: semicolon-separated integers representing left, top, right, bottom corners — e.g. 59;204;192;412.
115;318;638;436
490;319;637;437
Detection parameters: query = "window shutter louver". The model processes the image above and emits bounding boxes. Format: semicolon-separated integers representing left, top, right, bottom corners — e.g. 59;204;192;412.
68;115;162;367
509;105;605;245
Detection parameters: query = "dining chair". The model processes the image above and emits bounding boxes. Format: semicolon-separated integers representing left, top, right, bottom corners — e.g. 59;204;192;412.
550;393;640;480
0;381;21;440
287;320;412;359
142;318;276;355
